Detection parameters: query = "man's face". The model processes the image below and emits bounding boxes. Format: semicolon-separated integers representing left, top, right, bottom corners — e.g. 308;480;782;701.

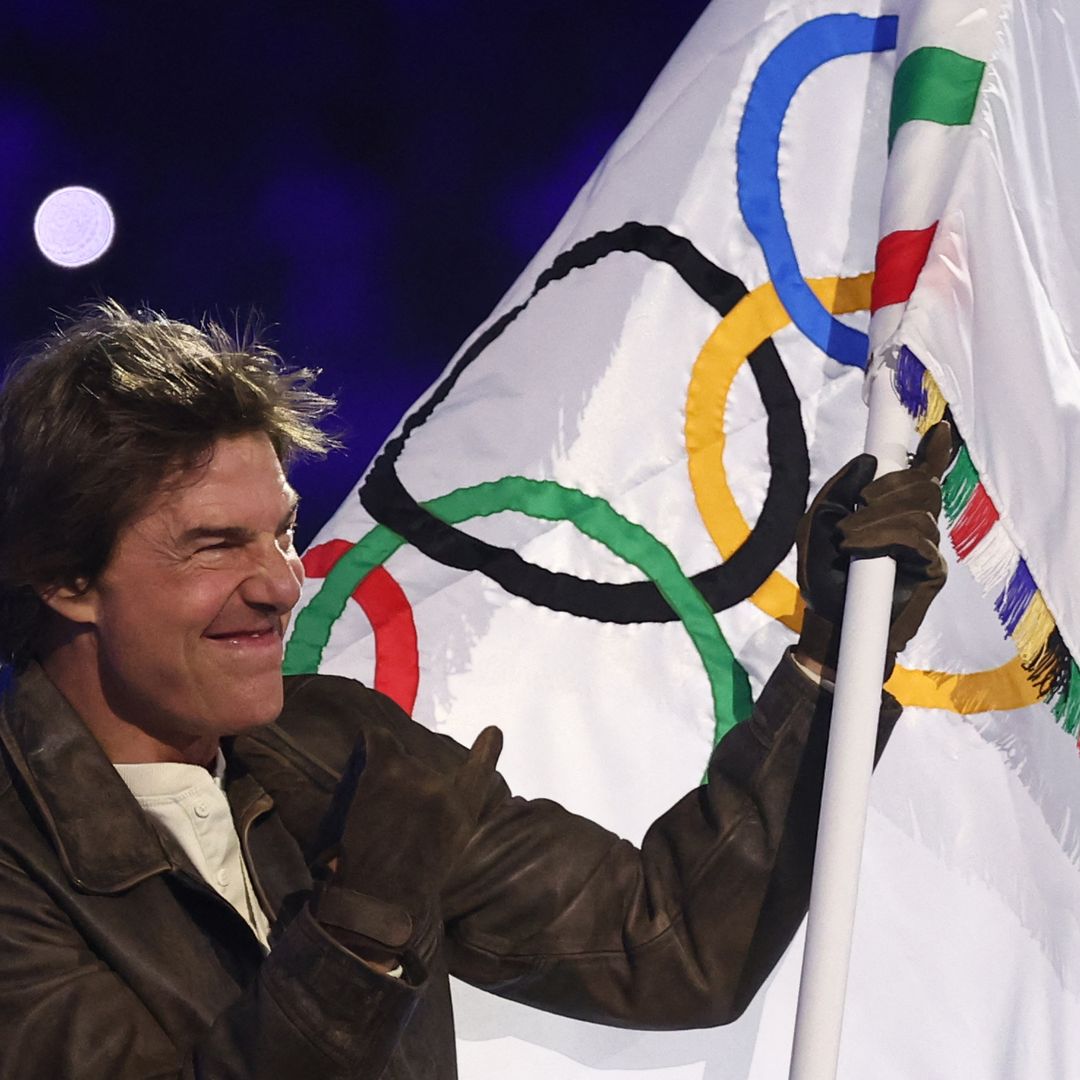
75;432;303;754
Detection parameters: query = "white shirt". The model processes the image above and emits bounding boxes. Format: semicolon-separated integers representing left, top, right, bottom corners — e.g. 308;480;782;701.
114;752;272;951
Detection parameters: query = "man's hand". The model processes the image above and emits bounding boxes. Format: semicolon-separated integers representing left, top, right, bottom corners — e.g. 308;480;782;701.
311;724;504;981
794;422;952;682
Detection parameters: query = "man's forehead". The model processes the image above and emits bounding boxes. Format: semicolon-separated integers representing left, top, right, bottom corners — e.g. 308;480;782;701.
167;479;299;525
137;434;297;530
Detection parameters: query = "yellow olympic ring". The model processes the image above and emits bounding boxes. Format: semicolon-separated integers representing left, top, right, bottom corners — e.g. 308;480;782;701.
685;274;1040;714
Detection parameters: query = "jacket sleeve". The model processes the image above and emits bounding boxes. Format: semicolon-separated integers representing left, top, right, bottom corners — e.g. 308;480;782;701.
0;856;418;1079
441;651;899;1026
264;652;900;1030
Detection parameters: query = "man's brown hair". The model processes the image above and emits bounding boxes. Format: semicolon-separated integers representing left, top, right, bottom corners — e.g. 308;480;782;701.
0;299;337;668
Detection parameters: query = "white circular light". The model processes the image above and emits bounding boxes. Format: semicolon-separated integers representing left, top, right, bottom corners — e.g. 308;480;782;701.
33;186;116;268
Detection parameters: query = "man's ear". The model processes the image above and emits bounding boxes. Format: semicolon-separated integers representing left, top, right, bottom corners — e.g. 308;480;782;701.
37;580;98;625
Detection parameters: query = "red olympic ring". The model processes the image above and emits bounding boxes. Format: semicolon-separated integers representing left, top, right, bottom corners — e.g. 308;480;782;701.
300;540;420;715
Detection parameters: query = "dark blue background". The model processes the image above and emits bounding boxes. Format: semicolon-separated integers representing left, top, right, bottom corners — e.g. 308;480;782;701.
2;2;708;547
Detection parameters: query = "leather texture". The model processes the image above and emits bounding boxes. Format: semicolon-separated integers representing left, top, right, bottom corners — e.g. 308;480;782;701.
313;724;504;979
796;422;951;674
0;656;900;1078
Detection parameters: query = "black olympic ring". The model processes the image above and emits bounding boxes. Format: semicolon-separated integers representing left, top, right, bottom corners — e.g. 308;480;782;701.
359;222;810;622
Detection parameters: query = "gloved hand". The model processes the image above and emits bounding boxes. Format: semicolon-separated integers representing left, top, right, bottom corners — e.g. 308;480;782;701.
311;724;504;981
795;421;952;680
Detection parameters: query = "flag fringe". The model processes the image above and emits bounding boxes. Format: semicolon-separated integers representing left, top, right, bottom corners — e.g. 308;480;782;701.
895;345;948;432
963;521;1015;599
893;347;1080;741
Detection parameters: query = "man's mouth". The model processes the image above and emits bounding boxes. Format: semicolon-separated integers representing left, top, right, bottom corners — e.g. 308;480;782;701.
203;623;282;647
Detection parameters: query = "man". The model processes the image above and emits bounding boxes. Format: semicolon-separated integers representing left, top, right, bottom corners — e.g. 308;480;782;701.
0;301;948;1077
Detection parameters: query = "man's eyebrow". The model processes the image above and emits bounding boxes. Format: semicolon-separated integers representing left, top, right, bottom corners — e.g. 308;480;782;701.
179;525;256;545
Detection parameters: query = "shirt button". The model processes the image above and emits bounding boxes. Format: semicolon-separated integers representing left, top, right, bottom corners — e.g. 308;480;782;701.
216;869;230;887
193;801;210;819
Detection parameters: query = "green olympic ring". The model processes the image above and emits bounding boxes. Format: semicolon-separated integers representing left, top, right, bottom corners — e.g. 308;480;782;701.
286;475;752;745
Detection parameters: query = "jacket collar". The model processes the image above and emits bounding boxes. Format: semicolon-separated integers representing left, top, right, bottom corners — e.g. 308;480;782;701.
0;663;272;895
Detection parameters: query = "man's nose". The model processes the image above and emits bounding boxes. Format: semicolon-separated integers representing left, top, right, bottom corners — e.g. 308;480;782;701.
242;539;303;613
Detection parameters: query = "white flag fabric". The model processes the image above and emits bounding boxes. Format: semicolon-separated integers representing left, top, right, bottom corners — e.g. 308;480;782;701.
287;2;1080;1076
871;0;1080;735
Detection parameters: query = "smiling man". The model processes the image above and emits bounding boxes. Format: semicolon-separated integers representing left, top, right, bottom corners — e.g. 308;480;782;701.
43;431;303;764
0;301;949;1078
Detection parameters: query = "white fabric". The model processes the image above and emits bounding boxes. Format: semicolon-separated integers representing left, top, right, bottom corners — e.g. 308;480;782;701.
115;751;272;951
883;0;1080;662
290;1;1080;1076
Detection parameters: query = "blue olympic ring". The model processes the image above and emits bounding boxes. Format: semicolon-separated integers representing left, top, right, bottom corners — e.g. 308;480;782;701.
736;13;899;368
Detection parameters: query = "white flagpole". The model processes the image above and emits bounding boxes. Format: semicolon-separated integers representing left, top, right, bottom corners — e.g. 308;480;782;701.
788;364;917;1080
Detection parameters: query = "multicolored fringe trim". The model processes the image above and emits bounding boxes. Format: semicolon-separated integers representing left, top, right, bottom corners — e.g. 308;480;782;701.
894;345;1080;735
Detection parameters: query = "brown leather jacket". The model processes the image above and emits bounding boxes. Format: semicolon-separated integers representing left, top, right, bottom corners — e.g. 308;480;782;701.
0;655;899;1078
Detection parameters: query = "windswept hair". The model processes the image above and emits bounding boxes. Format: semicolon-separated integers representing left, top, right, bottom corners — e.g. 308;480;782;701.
0;299;339;667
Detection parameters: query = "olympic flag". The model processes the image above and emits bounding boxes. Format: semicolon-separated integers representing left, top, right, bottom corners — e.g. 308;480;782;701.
287;2;1080;1076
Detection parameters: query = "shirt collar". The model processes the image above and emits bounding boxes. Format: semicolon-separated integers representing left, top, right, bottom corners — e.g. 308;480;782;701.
113;749;227;799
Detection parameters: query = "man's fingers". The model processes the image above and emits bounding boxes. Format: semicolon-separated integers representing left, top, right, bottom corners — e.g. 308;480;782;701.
452;727;504;824
796;452;878;561
815;452;878;511
841;528;947;587
857;469;943;519
362;725;502;798
839;509;941;562
456;726;504;792
356;725;417;791
912;420;953;482
903;534;947;581
469;725;504;770
883;532;946;580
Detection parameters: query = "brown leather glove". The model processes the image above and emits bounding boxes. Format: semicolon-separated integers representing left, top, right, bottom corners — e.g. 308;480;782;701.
311;724;503;981
796;422;952;679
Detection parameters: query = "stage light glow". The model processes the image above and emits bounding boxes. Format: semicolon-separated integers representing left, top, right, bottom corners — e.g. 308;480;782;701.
33;186;116;268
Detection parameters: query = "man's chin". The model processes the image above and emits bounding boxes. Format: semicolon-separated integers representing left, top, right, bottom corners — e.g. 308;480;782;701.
215;710;281;739
216;681;285;733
